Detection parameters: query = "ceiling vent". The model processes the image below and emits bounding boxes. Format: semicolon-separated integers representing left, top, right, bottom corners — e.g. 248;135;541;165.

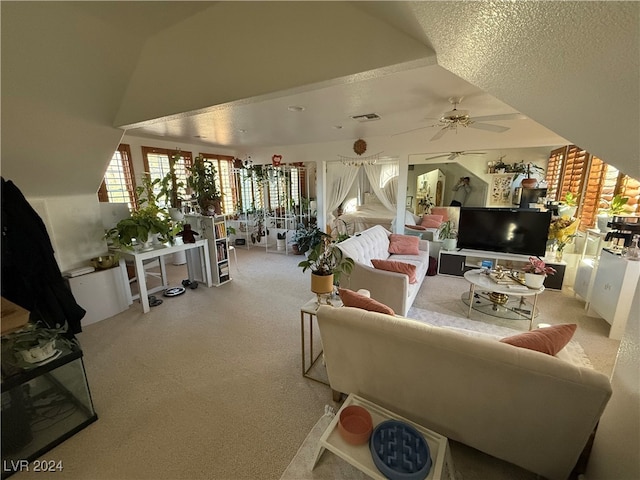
351;113;381;122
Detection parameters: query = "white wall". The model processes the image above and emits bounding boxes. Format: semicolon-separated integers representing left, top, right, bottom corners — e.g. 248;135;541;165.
586;279;640;479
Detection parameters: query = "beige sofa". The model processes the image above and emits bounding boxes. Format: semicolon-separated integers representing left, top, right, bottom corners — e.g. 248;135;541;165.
336;225;430;316
316;305;612;480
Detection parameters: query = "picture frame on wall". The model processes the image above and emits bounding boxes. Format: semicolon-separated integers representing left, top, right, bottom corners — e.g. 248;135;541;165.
489;174;514;206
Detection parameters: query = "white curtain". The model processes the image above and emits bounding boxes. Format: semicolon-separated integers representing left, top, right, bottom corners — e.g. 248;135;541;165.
363;162;399;211
326;162;360;215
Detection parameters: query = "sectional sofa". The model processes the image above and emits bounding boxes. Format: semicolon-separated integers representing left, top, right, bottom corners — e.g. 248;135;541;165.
316;305;612;480
336;225;430;316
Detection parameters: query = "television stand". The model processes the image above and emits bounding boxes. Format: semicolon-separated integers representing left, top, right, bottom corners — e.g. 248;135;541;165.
438;249;566;290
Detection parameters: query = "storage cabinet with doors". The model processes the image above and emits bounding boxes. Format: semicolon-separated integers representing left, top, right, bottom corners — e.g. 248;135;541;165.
438;249;566;290
184;214;231;285
587;249;640;340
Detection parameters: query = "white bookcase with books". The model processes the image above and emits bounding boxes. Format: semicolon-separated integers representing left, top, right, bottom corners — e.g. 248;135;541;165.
184;214;232;286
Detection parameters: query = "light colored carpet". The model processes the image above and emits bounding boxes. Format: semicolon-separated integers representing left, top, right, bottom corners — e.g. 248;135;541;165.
13;247;620;479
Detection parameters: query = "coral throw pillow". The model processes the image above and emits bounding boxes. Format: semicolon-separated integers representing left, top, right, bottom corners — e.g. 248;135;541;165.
499;324;577;356
388;234;420;255
338;288;395;315
421;214;443;229
431;207;450;222
371;259;418;284
405;224;427;231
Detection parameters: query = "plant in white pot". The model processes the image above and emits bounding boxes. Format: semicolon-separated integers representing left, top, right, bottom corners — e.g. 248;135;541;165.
521;256;556;289
437;220;457;251
596;194;629;232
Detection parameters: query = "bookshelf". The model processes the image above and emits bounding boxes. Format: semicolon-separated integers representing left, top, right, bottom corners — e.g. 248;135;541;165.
184;214;232;286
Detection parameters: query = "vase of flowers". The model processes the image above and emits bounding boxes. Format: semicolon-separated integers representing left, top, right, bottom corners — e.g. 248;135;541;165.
548;216;579;261
522;256;556;289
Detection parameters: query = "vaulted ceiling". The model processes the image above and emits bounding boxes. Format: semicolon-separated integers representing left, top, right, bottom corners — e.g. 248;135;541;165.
2;2;638;197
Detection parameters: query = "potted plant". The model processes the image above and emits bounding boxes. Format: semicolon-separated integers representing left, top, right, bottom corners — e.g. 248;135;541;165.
105;174;175;250
522;256;556;288
187;156;222;215
511;162;545;188
298;235;355;298
597;194;630;232
158;152;186;221
291;222;324;254
437;220;457;251
557;191;579;218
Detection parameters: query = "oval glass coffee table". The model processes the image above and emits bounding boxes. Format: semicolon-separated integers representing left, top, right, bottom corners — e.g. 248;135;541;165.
462;269;544;330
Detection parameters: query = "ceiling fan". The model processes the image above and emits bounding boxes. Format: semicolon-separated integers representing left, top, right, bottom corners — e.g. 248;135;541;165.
424;151;486;161
394;96;526;141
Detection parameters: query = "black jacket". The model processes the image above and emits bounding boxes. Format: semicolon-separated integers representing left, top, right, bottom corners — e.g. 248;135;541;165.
1;178;85;334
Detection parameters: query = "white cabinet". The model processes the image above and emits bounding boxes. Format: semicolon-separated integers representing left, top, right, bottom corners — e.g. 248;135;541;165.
184;214;231;286
589;249;640;340
67;267;129;325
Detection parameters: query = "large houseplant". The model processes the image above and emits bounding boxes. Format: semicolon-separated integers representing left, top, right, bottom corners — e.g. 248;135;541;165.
187;156;222;215
105;174;175;250
298;235;354;297
437;220;457;251
291;222;324;254
596;194;630;232
512;162;545;188
158;151;186;220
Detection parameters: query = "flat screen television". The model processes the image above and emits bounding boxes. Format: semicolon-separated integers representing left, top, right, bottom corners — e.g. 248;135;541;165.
457;208;551;257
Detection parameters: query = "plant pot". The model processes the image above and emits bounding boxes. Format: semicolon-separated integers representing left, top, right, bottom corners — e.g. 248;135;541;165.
169;208;185;222
311;273;334;295
442;238;457;251
276;238;286;251
520;178;538;189
524;273;545;289
597;214;611;233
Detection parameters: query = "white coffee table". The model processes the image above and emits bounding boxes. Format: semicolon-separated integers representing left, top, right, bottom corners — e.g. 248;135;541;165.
313;394;455;480
463;269;544;330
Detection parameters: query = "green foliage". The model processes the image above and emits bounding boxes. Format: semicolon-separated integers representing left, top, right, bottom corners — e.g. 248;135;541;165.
437;220;457;240
297;236;354;283
511;162;545;180
292;223;324;254
607;194;629;216
157;152;185;209
105;173;175;249
187;156;221;211
564;191;579;206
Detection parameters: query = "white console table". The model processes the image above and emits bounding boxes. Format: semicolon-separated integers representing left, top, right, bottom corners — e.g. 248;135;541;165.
114;239;212;313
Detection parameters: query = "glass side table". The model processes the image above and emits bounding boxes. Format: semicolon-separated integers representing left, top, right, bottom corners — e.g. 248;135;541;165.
300;297;343;386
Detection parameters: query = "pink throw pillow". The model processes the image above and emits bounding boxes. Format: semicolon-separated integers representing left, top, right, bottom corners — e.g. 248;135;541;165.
420;214;443;229
338;288;395;315
388;234;420;255
405;224;427;231
431;207;450;222
499;324;577;356
371;259;418;284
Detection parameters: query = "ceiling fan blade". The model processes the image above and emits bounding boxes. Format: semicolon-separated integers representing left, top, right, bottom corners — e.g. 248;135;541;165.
423;153;452;161
391;125;436;137
469;122;510;133
472;113;527;122
430;127;449;141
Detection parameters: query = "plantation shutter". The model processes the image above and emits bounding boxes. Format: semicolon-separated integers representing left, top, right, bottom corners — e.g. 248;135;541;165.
98;144;137;209
544;147;566;200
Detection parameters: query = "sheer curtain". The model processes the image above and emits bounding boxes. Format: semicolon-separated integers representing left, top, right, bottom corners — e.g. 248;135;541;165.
326;162;360;216
363;162;399;211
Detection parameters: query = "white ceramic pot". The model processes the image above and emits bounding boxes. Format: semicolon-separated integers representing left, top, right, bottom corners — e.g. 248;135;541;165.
442;238;457;251
596;214;611;233
524;272;545;289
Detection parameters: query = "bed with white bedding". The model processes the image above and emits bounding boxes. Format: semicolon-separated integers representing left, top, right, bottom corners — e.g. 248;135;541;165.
337;202;395;233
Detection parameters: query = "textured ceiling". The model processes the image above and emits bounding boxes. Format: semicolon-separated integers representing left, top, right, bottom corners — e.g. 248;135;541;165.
122;1;638;177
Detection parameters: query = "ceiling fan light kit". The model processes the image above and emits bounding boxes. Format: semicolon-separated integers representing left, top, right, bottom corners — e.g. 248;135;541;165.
393;95;525;141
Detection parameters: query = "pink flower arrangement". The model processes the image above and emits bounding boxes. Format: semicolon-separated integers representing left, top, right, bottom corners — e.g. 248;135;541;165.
522;256;556;276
